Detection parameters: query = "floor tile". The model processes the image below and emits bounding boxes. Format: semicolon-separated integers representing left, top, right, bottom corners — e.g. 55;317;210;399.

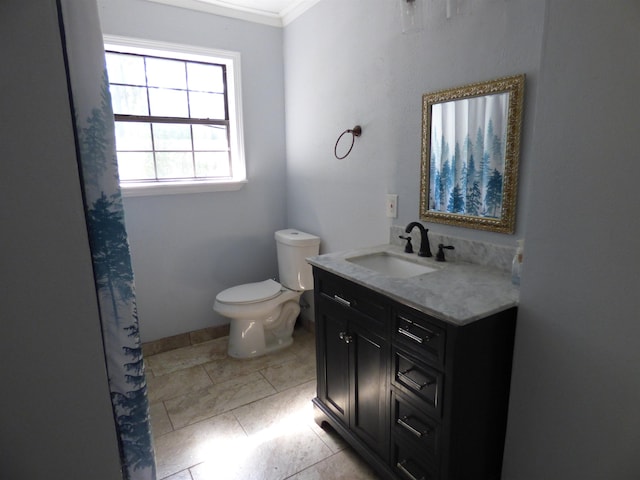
150;402;174;437
165;372;277;429
232;377;349;454
154;412;247;479
163;470;193;480
147;338;228;377
189;423;332;480
260;356;316;392
203;347;297;385
287;449;382;480
147;365;213;404
232;380;316;435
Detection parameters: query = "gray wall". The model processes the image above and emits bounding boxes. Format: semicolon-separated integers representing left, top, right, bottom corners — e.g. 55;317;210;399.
98;0;288;342
284;0;544;252
0;1;123;478
502;2;640;478
286;1;640;478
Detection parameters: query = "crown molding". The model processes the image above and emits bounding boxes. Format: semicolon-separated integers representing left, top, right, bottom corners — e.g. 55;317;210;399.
144;0;320;27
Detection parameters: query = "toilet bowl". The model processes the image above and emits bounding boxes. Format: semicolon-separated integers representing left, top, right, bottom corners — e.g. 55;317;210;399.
213;229;321;359
214;279;302;358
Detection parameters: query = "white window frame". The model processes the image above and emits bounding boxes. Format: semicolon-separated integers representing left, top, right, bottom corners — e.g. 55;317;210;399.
104;35;246;197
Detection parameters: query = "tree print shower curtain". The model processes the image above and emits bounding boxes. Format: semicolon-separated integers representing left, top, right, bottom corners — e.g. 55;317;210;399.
58;1;156;478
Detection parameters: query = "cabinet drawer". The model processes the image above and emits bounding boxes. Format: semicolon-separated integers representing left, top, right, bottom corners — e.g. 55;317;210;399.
393;437;437;480
392;349;443;417
393;307;445;366
316;271;387;331
392;391;440;460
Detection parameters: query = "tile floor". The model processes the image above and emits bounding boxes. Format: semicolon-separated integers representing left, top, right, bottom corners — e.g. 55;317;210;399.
145;325;382;480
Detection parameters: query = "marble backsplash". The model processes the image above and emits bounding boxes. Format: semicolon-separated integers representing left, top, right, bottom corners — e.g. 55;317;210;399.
389;225;517;272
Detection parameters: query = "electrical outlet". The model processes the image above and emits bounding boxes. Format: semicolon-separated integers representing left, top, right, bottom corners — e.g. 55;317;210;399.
386;194;398;218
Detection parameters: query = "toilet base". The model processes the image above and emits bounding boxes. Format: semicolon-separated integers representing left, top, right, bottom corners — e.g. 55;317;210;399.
227;319;294;359
228;333;293;359
226;300;300;359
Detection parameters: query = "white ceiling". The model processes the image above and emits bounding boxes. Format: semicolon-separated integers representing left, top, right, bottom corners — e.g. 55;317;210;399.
145;0;321;26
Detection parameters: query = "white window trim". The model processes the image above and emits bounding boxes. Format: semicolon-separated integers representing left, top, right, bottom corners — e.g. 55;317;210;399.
103;35;247;197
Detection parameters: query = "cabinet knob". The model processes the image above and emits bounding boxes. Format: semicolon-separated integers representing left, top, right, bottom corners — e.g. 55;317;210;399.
339;331;353;344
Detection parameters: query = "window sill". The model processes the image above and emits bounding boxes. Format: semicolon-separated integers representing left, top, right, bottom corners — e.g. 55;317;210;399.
120;179;247;197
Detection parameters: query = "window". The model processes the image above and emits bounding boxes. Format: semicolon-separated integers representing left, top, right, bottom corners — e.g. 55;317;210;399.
104;36;246;196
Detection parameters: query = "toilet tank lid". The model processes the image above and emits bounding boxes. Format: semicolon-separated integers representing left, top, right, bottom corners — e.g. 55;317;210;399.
275;229;321;247
216;279;282;304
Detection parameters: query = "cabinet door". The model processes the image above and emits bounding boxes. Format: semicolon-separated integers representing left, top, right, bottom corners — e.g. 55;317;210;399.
350;324;389;461
317;299;350;424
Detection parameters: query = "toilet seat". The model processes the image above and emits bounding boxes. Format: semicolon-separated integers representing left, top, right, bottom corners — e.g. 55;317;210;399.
216;279;283;305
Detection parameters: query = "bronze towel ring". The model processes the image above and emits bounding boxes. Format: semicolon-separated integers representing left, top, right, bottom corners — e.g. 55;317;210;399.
334;125;362;159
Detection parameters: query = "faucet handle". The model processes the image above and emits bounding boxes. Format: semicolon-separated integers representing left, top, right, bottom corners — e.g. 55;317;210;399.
436;244;454;262
399;235;413;254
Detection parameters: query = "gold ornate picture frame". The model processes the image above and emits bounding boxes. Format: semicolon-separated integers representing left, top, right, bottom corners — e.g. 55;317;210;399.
420;74;525;233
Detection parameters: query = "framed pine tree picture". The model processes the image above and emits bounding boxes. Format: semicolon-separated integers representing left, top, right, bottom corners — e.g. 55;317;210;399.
420;75;525;233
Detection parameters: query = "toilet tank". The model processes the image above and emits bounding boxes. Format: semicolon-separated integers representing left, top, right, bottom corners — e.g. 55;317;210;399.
275;229;321;291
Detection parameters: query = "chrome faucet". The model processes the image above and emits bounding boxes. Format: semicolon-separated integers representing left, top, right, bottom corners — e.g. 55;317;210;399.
404;222;432;257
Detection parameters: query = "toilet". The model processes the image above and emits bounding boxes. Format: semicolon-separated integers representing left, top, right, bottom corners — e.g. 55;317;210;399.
213;229;321;359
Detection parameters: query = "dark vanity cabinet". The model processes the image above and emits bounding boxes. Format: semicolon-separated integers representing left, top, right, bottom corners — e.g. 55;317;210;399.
312;267;517;480
314;269;391;461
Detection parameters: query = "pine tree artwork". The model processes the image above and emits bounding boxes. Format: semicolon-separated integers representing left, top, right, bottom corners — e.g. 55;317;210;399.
428;92;510;218
448;183;465;213
485;169;504;218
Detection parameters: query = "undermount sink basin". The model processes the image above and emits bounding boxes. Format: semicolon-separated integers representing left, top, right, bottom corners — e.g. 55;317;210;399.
346;251;438;278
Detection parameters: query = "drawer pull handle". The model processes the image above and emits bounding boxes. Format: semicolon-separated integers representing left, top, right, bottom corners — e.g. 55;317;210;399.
398;369;433;391
339;331;353;344
398;327;425;344
333;295;351;307
397;416;429;438
398;315;439;341
397;460;426;480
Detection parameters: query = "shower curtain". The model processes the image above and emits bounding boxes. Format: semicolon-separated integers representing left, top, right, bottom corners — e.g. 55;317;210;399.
58;1;155;478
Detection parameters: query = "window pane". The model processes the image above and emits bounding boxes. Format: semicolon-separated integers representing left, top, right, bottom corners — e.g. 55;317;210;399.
146;57;187;89
106;53;146;86
152;123;192;151
149;88;189;117
156;152;194;179
187;63;224;93
195;152;231;177
105;43;244;188
192;124;228;150
110;85;149;115
114;122;152;151
117;152;155;181
189;92;225;119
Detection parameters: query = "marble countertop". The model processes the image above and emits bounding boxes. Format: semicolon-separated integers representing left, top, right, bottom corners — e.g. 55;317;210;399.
307;244;519;326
